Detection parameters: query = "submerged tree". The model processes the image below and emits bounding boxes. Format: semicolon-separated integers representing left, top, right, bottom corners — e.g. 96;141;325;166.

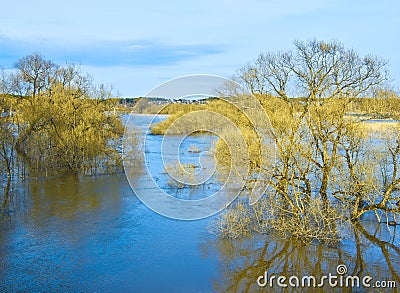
0;53;124;179
215;39;398;243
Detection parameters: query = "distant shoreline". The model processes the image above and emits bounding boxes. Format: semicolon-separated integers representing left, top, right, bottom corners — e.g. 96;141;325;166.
130;113;169;118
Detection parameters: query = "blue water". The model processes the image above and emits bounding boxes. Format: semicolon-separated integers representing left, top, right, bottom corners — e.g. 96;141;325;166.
0;174;220;292
0;114;399;292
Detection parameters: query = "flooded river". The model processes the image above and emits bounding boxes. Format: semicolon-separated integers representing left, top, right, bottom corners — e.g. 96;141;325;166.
0;115;399;292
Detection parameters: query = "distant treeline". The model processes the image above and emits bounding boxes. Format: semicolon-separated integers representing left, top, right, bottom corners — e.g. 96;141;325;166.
116;93;400;118
118;97;212;114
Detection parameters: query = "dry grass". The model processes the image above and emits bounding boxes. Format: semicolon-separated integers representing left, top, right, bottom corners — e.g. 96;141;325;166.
359;120;400;132
211;195;351;245
188;144;201;153
164;162;198;189
210;202;259;239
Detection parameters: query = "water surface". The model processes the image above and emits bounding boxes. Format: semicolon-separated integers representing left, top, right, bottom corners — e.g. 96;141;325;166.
0;115;399;292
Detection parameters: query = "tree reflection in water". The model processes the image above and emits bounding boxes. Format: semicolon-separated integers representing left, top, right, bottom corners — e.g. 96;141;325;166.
0;179;12;223
0;175;125;226
203;222;399;293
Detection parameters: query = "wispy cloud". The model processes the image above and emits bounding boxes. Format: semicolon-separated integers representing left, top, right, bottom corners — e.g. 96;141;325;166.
0;36;224;68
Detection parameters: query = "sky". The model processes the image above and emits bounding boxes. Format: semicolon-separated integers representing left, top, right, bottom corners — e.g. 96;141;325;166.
0;0;399;97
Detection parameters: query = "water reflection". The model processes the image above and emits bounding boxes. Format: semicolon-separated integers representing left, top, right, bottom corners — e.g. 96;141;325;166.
28;175;123;222
205;222;399;292
0;179;12;222
1;175;129;224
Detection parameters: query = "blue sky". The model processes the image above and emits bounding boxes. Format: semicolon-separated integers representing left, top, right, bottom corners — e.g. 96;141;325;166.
0;0;399;97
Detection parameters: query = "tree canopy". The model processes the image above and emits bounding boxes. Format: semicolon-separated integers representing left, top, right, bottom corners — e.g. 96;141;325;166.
0;53;124;179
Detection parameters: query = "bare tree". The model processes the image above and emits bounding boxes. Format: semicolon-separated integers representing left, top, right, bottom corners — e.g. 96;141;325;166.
14;52;57;99
216;40;395;241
